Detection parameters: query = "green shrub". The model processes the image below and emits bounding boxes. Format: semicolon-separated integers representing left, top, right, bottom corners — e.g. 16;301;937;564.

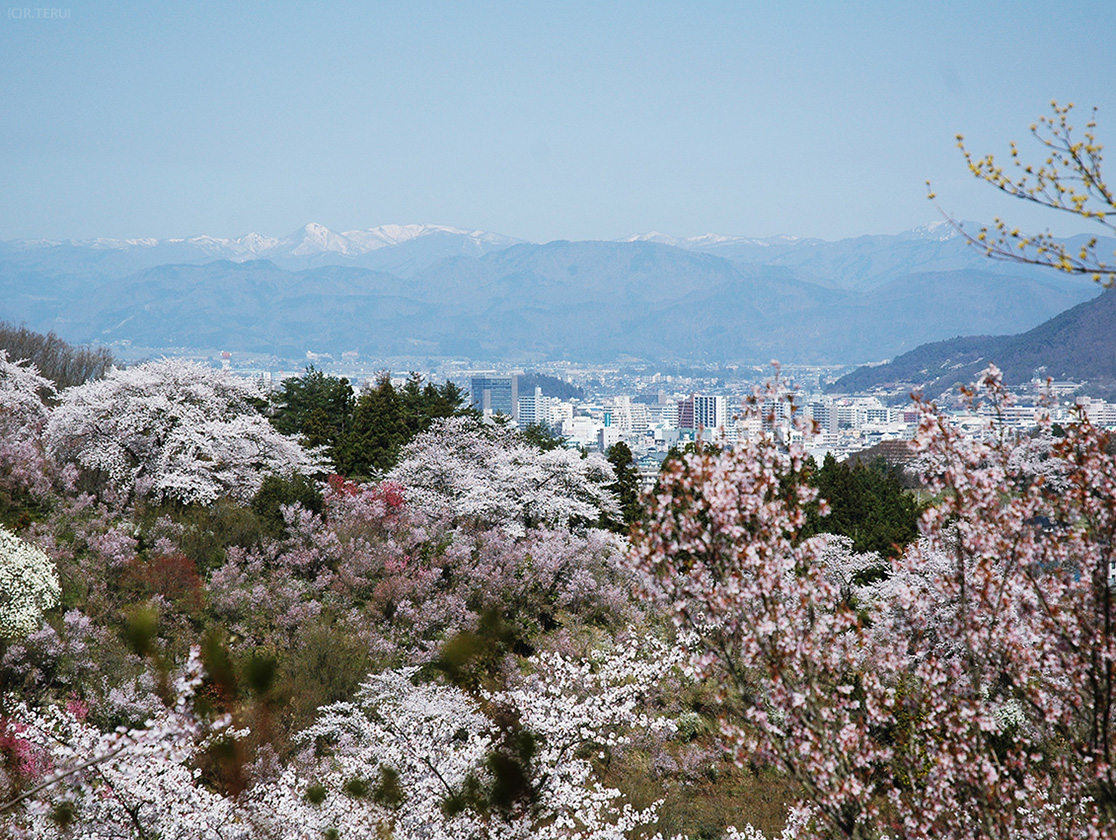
251;473;324;538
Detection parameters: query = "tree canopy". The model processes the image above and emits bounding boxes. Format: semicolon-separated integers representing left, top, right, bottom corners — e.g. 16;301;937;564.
270;370;471;477
631;372;1116;839
0;322;113;389
387;416;619;537
45;359;322;505
0;526;59;639
604;441;641;531
268;365;354;462
803;453;922;559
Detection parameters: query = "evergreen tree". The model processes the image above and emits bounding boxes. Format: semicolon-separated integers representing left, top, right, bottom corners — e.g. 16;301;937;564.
605;442;642;530
339;373;405;478
268;366;354;469
398;374;471;439
521;422;564;452
804;453;921;558
338;373;472;478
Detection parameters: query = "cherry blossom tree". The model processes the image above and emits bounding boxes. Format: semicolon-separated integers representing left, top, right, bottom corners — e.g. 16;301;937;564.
2;639;683;840
388;417;619;537
45;359;324;505
1005;427;1073;494
629;371;1116;839
240;637;679;840
886;370;1116;838
0;648;243;839
0;351;55;498
629;382;891;838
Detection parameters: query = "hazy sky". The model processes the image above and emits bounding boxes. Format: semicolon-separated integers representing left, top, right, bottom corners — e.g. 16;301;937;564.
2;1;1114;243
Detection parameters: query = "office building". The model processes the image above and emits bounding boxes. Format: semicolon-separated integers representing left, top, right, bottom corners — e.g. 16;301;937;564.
471;375;518;421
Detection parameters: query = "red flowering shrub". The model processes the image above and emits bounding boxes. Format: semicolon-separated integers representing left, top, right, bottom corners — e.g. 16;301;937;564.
122;553;204;616
0;716;51;787
326;473;360;497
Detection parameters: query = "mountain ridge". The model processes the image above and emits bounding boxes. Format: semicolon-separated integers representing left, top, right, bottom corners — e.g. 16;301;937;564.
831;286;1116;395
1;223;1108;367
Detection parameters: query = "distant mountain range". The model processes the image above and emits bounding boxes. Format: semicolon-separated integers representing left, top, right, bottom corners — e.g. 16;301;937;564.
0;224;524;278
832;285;1116;396
0;222;1108;366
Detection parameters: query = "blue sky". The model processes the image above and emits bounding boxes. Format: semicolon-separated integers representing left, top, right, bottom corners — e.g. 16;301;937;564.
2;1;1114;243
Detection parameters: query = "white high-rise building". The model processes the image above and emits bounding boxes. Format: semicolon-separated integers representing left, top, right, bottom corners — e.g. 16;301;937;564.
605;396;633;432
598;426;621;451
628;402;650;433
518;386;556;428
808;401;835;433
693;395;728;431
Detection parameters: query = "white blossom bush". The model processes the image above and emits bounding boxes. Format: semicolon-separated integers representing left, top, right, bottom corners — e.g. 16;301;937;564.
0;528;59;639
388;417;619;537
0;350;52;442
248;669;499;840
247;637;678;840
0;649;244;840
2;639;684;840
0;351;55;498
494;636;682;838
1005;428;1073;494
45;359;324;504
816;533;884;607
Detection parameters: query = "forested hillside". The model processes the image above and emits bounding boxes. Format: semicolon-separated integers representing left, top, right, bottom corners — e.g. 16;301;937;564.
2;332;1115;839
833;286;1116;396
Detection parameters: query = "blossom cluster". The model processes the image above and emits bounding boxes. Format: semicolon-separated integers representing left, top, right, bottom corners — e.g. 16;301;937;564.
388;416;619;536
43;359;324;504
0;527;60;640
630;367;1116;839
0;350;55;498
3;639;684;840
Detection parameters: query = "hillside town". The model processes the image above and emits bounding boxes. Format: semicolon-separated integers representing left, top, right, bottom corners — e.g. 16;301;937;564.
216;353;1116;484
475;370;1116;474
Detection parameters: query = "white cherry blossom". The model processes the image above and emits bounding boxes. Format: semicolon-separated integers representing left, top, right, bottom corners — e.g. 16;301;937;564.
45;359;323;504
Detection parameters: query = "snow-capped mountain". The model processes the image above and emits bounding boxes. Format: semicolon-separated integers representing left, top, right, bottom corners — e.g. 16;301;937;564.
341;224;519;251
274;223;365;258
164;233;281;259
269;223;524;259
619;231;796;249
0;221;969;272
6;222;522;260
0;223;527;277
898;220;963;241
622;229;827;245
255;223;527;263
